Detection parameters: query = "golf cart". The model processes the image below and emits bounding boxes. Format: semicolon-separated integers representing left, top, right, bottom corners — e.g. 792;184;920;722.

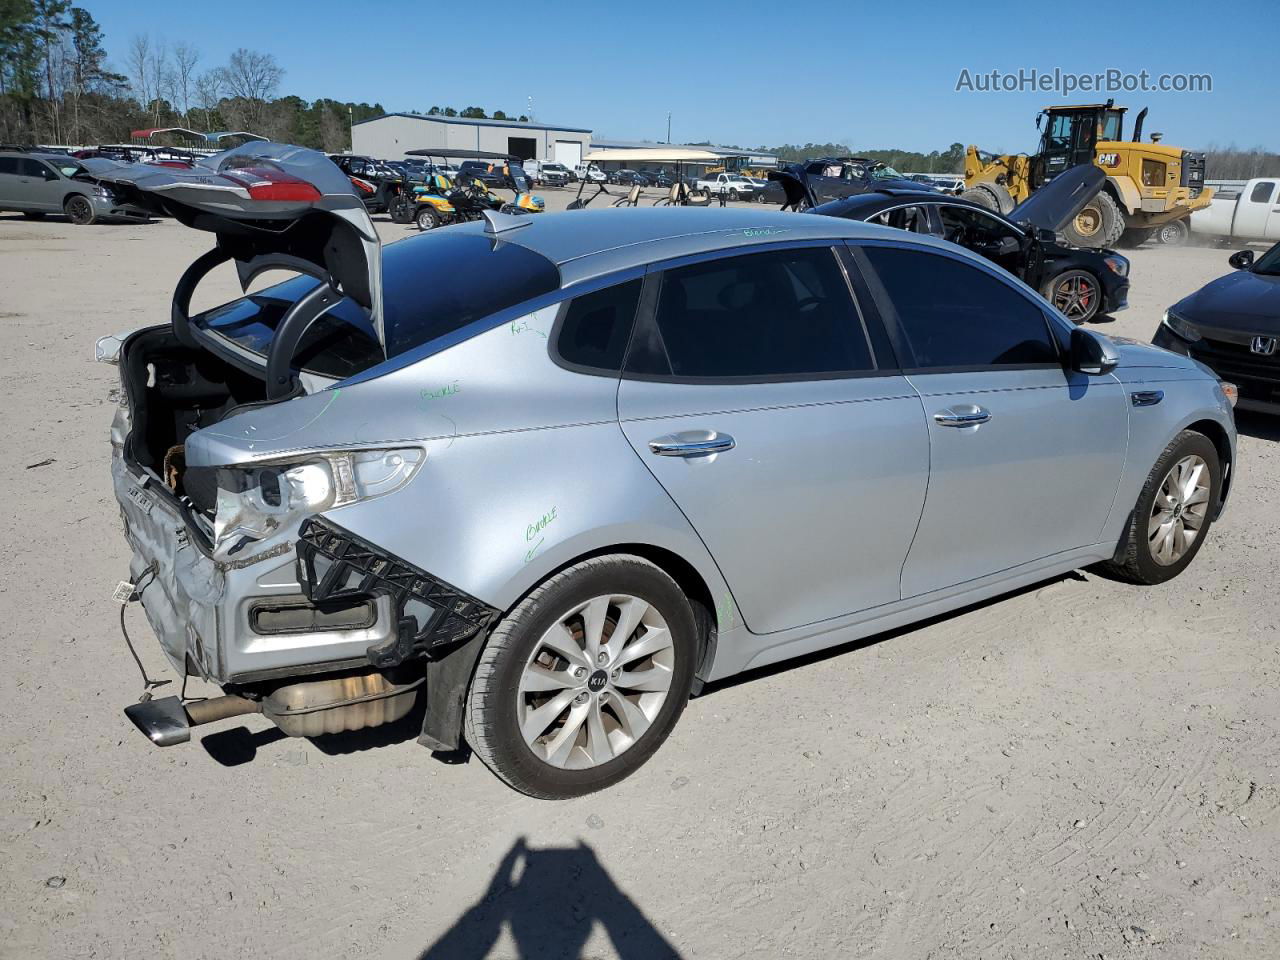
566;148;722;209
403;148;544;230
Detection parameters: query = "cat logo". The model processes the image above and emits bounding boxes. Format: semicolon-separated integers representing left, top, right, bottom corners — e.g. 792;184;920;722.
1097;152;1120;167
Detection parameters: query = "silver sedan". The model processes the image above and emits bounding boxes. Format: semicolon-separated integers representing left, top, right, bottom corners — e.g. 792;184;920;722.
102;144;1237;798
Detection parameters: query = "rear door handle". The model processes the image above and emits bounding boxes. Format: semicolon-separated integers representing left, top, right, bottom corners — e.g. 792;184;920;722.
933;406;992;427
648;432;736;457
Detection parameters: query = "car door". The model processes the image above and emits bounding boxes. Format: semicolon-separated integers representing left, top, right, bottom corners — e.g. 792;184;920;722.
0;156;23;207
850;242;1128;599
23;159;64;211
616;243;930;634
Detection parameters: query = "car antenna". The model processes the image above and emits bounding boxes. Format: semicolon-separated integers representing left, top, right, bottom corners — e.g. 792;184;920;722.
481;209;531;235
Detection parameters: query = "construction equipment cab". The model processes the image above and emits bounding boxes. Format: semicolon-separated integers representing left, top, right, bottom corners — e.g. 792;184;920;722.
964;100;1212;248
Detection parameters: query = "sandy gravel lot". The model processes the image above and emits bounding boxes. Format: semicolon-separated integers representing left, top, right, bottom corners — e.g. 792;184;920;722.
1;199;1277;960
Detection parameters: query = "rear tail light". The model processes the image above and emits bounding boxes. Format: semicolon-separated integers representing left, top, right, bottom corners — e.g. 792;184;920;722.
349;176;375;195
222;164;322;202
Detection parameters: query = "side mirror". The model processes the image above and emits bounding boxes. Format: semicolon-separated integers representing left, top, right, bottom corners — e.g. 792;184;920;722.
1228;249;1254;270
1070;326;1119;376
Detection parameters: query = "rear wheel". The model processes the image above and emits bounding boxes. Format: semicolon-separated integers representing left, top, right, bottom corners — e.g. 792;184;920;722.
21;211;46;220
388;193;414;224
415;206;440;231
464;555;699;799
728;188;739;201
64;195;94;225
1062;192;1124;248
1100;430;1220;585
1156;218;1190;246
1043;269;1102;324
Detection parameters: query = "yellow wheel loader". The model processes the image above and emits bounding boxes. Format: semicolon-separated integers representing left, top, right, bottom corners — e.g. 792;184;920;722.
963;101;1212;248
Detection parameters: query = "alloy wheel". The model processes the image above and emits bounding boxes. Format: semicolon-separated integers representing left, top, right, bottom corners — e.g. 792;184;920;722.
1149;454;1210;565
1053;274;1098;322
516;594;675;770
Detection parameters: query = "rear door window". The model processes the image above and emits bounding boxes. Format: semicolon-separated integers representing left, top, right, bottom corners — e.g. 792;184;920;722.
554;279;642;374
629;246;874;380
858;245;1058;370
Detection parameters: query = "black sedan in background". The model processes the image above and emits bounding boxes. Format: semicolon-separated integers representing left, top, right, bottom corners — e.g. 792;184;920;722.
1155;242;1280;413
807;165;1129;323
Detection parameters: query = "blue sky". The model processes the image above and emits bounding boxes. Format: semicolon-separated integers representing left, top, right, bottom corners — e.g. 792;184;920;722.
95;0;1275;153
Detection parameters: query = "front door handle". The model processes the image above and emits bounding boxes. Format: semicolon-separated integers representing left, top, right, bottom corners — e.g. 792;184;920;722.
933;406;992;427
648;432;736;457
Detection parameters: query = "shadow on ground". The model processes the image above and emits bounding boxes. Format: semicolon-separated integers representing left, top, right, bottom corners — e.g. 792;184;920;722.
1234;410;1280;442
417;838;681;960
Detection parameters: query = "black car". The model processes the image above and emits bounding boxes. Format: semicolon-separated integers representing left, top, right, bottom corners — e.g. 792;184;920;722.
610;168;648;186
809;164;1129;324
457;160;508;187
644;170;673;188
1154;242;1280;413
770;157;933;209
327;154;413;222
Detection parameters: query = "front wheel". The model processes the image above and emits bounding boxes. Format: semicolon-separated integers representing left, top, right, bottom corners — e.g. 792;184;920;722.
64;195;94;225
1100;430;1221;585
464;555;699;799
1043;269;1102;324
415;206;440;230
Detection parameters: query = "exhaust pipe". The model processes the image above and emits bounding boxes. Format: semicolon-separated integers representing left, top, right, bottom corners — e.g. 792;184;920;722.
123;671;422;746
124;694;260;747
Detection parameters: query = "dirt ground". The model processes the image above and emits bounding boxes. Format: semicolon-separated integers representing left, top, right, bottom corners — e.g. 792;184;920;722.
1;198;1277;960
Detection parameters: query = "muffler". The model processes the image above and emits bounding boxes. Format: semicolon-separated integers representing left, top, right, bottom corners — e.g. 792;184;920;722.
123;670;421;746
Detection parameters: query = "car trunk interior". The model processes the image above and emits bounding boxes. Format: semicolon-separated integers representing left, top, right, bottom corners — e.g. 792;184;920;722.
122;327;267;516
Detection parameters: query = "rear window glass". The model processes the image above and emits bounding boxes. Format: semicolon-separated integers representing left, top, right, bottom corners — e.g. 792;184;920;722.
193;232;560;377
555;279;642;373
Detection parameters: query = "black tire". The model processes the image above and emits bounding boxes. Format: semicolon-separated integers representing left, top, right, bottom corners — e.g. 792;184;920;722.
1099;430;1221;585
1062;191;1124;248
21;211;46;220
464;555;699;799
1155;218;1190;246
1042;268;1102;324
415;206;440;231
1117;226;1154;248
64;194;94;225
960;185;1000;212
728;188;739;201
388;193;413;224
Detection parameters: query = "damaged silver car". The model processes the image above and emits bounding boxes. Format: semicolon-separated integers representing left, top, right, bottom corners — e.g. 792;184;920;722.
102;143;1237;799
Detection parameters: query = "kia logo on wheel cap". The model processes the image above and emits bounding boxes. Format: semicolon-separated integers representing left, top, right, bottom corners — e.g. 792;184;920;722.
1250;336;1278;356
587;671;608;692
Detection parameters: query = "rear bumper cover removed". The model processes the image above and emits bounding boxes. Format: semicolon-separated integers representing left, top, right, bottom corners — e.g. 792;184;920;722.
296;517;500;669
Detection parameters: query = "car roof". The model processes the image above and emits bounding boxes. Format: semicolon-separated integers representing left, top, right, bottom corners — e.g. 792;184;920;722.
814;190;1002;221
443;207;959;286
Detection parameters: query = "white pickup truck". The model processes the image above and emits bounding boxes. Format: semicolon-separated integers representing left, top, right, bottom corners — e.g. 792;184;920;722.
696;172;756;200
1191;178;1280;241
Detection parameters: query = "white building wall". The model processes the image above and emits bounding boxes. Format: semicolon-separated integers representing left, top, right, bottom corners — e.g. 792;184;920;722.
352;114;590;162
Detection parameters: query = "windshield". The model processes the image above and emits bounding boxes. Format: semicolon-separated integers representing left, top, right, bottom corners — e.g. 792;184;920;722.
870;165;904;180
54;162;81;177
192;232;561;377
1254;242;1280;276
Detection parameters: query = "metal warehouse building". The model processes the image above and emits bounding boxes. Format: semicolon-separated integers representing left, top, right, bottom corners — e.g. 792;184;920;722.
351;113;592;167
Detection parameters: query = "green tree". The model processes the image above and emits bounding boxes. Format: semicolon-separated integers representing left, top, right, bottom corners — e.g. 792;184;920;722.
459;105;485;118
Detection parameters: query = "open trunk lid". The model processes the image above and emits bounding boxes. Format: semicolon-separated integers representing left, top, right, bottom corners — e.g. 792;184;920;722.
98;142;384;391
1007;163;1106;234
